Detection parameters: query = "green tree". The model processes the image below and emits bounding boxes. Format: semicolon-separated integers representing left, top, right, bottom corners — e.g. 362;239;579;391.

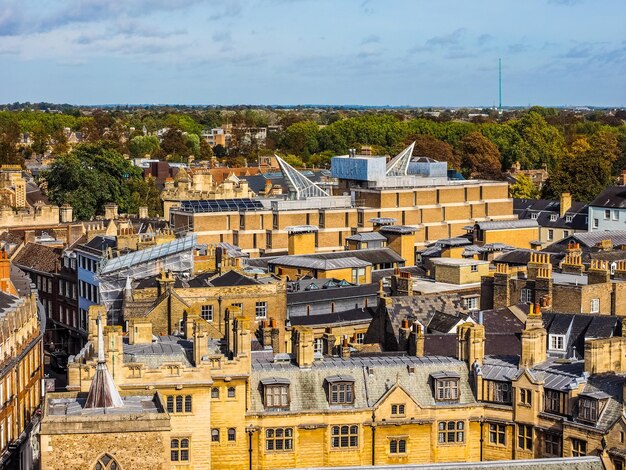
0;118;22;166
161;127;189;159
456;132;502;180
128;135;160;158
543;132;618;202
42;142;145;220
511;112;566;170
509;173;539;199
127;175;162;217
279;121;320;157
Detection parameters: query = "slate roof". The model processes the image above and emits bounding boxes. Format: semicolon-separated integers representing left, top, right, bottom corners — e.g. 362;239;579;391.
269;255;371;271
545;230;626;250
249;248;404;272
580;374;626;431
208;270;260;287
475;219;538;230
249;354;476;413
76;236;117;256
288;282;379;306
12;242;61;273
345;232;387;242
289;307;373;327
589;186;626;209
428;311;469;333
122;335;214;369
514;198;588;230
494;249;564;267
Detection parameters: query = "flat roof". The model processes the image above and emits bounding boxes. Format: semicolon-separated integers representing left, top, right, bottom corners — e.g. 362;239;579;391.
47;395;160;416
430;257;489;266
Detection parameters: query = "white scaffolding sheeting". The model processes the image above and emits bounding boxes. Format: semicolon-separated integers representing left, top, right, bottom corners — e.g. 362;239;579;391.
97;235;197;324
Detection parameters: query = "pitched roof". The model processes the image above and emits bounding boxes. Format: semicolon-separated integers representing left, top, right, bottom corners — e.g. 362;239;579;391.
289;307;373;327
12;242;61;273
590;186;626;208
208;270;260;287
475;219;538;230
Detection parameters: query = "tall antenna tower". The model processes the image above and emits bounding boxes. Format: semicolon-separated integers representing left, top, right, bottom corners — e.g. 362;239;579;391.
498;58;502;115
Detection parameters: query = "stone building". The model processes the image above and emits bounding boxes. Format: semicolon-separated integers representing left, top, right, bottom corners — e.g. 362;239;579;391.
482;248;626;315
169;150;514;258
0;253;44;469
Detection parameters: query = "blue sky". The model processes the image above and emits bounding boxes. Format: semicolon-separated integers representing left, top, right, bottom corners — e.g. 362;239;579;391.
1;0;625;106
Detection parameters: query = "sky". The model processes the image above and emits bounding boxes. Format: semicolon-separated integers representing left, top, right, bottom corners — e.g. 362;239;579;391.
1;0;625;107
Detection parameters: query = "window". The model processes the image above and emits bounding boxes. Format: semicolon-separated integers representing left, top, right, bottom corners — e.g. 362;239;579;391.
566;215;573;223
438;421;464;443
464;296;478;311
255;301;267;319
572;438;587;457
531;213;539;220
520;288;533;304
331;425;358;448
563;230;569;238
470;264;478;272
329;381;354;405
519;388;532;406
549;335;565;351
171;438;190;461
266;427;293;451
168;395;192;414
391;404;405;416
517;425;533;450
264;385;289;409
489;424;506;445
228;428;236;442
389;438;407;454
314;338;323;354
593;218;599;228
94;454;120;470
227;387;236;398
211;429;220;442
578;397;598;423
211;387;219;399
435;379;459;401
547;229;554;241
605;209;611;220
544;390;562;414
590;298;600;314
614;210;619;221
201;305;214;322
544;432;561;456
493;382;511;404
356;333;365;344
550;214;557;222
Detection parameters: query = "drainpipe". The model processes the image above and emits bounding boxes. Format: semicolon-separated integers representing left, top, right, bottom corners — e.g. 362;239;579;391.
371;411;376;465
246;426;255;470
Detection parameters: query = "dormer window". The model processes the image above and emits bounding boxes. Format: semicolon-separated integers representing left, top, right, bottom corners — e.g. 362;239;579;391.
566;215;573;223
431;372;460;402
531;213;539;220
549;334;565;351
578;397;598;423
261;378;290;409
326;376;355;405
550;214;557;222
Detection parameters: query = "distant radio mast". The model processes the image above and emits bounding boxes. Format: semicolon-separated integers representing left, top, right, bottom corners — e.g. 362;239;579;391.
498;58;502;115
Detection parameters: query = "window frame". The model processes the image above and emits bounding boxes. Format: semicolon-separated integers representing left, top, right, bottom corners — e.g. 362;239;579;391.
265;427;294;452
211;429;220;442
389;437;407;454
227;428;236;442
437;420;465;444
489;423;506;446
520;288;533;304
330;425;359;449
255;301;268;319
549;334;566;352
572;438;587;457
329;381;355;405
171;438;190;462
517;424;533;451
390;403;406;417
578;397;598;423
264;384;290;409
544;389;563;415
590;298;600;314
227;386;236;398
519;388;532;406
435;378;459;402
201;304;214;322
544;432;562;456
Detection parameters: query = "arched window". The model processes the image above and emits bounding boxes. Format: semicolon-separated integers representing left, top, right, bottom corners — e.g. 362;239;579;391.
185;395;192;413
227;386;236;398
94;454;120;470
228;428;236;441
211;429;220;442
211;387;220;399
176;395;183;413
